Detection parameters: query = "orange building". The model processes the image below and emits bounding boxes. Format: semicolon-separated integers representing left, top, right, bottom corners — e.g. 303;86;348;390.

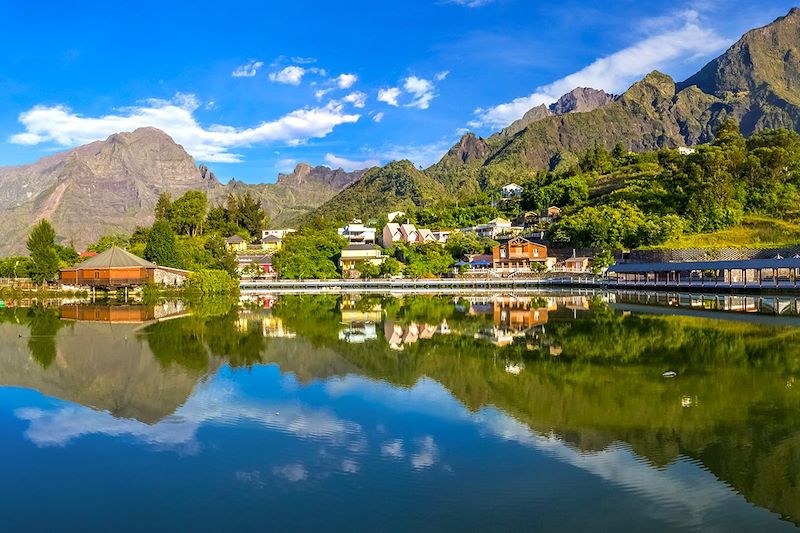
493;299;550;330
492;237;549;272
60;304;157;323
59;246;189;289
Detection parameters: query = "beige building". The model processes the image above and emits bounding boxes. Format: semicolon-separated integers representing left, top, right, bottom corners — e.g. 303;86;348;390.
339;243;386;271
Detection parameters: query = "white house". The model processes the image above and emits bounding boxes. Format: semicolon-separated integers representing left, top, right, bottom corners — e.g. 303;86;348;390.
431;230;450;244
261;228;296;240
382;223;440;247
501;183;524;198
337;219;377;243
459;218;523;239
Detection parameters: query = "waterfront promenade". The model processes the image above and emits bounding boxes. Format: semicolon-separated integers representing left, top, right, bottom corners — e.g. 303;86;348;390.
240;274;602;294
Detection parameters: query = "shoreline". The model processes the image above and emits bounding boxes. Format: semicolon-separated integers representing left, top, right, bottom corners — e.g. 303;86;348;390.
240;276;800;295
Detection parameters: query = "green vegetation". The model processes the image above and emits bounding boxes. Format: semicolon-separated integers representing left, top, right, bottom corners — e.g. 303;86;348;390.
391;242;454;277
144;219;180;267
186;269;239;295
27;220;62;282
308;160;446;224
541;121;800;249
272;224;346;279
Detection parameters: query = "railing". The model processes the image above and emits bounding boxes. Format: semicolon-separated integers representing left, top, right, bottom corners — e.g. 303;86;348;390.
72;277;151;288
240;275;604;293
0;278;36;289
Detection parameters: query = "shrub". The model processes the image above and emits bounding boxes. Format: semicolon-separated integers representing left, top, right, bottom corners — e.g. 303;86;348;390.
187;269;238;295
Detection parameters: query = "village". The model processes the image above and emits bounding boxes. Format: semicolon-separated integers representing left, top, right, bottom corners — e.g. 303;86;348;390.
227;188;596;282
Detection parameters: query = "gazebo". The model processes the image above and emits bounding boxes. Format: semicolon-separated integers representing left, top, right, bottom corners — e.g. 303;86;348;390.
59;246;189;289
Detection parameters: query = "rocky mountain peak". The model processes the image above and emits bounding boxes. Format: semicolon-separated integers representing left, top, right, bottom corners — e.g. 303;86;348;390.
446;133;491;163
679;7;800;103
550;87;617;114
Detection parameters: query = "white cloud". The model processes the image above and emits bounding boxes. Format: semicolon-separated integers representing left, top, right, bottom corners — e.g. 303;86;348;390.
372;112;384;123
315;88;333;101
273;463;308;482
232;60;264;78
472;10;729;128
403;76;436;109
434;70;450;81
411;436;438;470
291;56;317;65
341;91;367;108
324;153;379;171
276;158;298;172
365;139;454;168
377;87;401;107
269;65;307;85
336;73;358;89
381;439;405;459
11;93;361;163
445;0;495;6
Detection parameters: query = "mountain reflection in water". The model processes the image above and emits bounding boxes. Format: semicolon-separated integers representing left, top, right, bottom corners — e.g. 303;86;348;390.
0;293;798;531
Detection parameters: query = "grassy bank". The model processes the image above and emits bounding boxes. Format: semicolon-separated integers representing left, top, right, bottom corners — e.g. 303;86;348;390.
643;215;800;250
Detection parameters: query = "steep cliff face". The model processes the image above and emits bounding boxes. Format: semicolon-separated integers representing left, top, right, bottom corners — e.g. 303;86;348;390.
225;163;367;227
0;129;362;253
0;128;220;253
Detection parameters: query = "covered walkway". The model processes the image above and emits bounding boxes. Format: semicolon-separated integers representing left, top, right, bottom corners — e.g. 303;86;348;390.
606;257;800;290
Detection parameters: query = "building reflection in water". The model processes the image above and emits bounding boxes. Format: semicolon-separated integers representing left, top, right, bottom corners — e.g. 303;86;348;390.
60;301;189;324
339;297;383;344
237;312;296;338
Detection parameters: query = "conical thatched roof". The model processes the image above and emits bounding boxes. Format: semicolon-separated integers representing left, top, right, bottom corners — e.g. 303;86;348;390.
76;246;157;269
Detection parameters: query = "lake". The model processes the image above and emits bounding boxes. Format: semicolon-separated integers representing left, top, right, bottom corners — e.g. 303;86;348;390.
0;293;799;531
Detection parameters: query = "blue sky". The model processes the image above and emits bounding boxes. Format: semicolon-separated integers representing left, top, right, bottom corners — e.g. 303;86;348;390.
0;0;796;183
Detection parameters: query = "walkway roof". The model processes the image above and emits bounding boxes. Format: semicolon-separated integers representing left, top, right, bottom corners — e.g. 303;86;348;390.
607;257;800;274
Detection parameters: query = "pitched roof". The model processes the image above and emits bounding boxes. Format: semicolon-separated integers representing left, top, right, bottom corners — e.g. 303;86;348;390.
226;235;245;243
74;246;157;269
344;243;380;251
260;235;281;243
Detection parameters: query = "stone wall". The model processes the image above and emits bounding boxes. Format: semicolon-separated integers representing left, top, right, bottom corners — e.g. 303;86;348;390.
153;268;189;287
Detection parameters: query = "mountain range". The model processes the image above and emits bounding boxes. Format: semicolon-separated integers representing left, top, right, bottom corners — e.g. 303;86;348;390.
312;7;800;220
1;8;800;253
0;128;362;254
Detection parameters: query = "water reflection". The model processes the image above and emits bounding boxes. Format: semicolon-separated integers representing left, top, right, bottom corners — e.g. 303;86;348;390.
0;294;798;529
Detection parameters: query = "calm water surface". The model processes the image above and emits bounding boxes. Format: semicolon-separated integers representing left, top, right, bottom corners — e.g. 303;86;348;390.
0;293;799;531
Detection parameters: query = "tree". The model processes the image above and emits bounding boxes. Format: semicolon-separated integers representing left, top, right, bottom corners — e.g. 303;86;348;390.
155;192;172;221
355;260;380;279
88;233;130;253
27;220;60;283
236;192;267;237
445;232;489;259
144;219;180;267
204;235;239;277
396;243;454;277
272;228;346;279
169;190;208;236
205;206;239;236
380;257;402;277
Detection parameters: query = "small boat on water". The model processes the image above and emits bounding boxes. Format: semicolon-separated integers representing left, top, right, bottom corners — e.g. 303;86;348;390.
662;370;677;378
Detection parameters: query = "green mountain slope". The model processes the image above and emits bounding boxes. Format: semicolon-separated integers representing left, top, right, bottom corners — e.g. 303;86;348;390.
425;8;800;191
308;160;446;223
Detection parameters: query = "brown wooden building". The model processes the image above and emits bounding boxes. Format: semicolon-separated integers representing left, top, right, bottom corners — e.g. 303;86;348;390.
492;237;549;272
59;246;188;289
